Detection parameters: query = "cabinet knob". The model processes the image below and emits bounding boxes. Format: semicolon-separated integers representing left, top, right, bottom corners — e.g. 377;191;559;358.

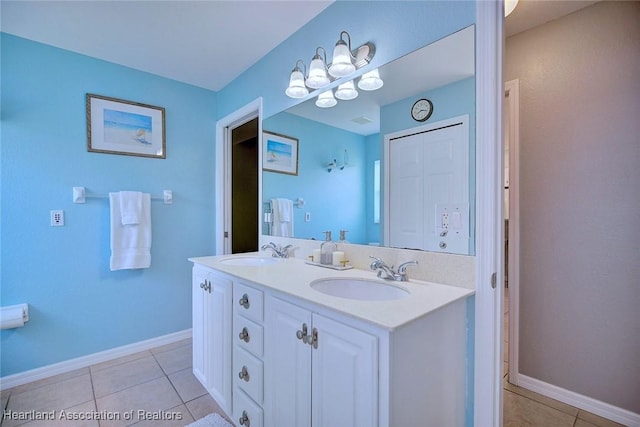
238;294;250;309
296;323;309;343
238;327;250;343
439;241;447;249
239;410;250;426
238;365;250;382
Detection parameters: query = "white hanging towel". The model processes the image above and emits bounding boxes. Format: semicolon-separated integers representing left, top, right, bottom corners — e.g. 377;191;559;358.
270;198;293;237
109;191;152;271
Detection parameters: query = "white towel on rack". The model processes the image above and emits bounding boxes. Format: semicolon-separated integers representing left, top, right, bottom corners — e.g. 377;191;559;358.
271;198;293;237
119;191;143;225
109;192;152;271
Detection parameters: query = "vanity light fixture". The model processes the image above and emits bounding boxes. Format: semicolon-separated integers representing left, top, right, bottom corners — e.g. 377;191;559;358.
285;60;309;99
357;68;384;91
316;90;337;108
306;47;330;89
285;30;378;103
335;80;359;100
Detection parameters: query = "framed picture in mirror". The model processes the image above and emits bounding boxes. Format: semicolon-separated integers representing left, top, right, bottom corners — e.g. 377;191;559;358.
262;130;299;175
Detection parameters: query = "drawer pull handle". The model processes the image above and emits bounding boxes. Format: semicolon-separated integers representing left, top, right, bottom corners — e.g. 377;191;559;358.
238;294;250;309
200;280;211;293
239;410;250;426
238;327;250;343
238;365;250;382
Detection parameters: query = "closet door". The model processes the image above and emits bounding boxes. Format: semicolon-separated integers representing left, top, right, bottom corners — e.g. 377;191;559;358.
388;121;468;253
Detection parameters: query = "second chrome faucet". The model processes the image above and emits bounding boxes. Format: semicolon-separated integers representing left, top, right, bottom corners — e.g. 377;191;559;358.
369;256;418;282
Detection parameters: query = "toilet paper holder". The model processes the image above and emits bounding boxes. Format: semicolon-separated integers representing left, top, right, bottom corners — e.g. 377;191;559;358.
0;303;29;330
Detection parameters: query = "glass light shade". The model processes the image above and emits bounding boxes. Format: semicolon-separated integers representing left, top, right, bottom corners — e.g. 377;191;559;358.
335;80;358;100
315;90;337;108
505;0;519;17
306;57;330;89
357;69;384;91
285;69;309;98
329;40;355;78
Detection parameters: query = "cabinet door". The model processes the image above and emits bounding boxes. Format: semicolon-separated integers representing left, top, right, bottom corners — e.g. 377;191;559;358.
265;297;312;427
192;267;208;387
311;314;378;427
206;272;232;412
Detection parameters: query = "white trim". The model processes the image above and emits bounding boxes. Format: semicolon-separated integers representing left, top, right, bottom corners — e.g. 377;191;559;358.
0;329;192;390
516;374;640;426
504;79;521;385
215;98;263;255
474;1;504;427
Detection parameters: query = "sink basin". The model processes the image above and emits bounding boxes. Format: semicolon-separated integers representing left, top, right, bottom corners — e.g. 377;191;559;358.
219;256;280;266
310;278;410;301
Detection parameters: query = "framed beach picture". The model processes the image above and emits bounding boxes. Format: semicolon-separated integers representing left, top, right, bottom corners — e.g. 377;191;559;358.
262;130;299;175
86;94;166;159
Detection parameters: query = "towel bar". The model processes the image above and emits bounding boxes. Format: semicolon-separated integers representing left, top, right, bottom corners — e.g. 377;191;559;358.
73;187;172;204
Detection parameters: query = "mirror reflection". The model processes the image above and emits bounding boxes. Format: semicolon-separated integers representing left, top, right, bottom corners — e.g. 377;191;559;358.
262;26;475;255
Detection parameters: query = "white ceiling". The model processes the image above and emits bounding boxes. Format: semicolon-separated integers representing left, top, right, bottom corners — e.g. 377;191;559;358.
1;1;599;93
1;0;334;92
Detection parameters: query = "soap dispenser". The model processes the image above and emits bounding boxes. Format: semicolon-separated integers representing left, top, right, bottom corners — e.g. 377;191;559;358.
320;231;337;265
339;229;349;243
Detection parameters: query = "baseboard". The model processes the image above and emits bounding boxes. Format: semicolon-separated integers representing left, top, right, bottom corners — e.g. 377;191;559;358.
0;329;192;391
516;373;640;426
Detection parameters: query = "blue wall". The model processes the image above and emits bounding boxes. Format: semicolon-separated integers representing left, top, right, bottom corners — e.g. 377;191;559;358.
0;33;217;376
263;113;367;243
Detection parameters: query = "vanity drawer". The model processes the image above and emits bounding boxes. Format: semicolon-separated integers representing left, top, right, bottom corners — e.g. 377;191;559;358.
234;386;264;427
234;281;264;323
233;314;264;357
233;347;264;404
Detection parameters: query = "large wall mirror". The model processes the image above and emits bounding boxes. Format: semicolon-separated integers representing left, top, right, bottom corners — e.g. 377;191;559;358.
262;26;475;255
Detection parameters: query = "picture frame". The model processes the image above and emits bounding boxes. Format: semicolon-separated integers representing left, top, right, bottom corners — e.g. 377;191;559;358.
262;130;299;175
86;93;166;159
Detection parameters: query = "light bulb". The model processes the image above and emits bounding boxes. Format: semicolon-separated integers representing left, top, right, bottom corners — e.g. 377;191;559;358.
357;68;383;91
285;69;309;98
335;80;358;100
316;90;337;108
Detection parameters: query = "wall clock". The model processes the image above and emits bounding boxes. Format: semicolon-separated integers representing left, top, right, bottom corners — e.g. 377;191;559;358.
411;98;433;122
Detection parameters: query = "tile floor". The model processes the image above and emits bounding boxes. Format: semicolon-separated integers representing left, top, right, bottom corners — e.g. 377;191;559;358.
1;311;628;427
0;339;230;427
502;288;627;427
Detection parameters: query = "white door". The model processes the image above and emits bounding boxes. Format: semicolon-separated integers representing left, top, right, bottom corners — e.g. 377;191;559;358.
387;116;469;254
311;314;378;427
265;297;312;427
206;272;232;412
192;267;208;387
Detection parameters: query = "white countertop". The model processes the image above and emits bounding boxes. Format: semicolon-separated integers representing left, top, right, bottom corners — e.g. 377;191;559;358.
189;254;474;330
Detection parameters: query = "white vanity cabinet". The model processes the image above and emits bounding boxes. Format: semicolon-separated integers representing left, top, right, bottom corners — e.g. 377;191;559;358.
191;264;232;413
264;296;377;427
190;256;470;427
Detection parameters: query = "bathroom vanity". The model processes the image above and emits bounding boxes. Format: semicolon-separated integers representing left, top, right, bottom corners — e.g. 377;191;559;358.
190;254;474;427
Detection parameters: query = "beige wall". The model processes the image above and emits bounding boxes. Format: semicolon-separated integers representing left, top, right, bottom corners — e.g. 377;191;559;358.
505;1;640;414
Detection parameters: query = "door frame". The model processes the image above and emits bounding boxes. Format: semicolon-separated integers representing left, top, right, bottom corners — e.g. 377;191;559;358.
215;98;263;255
474;1;504;426
504;79;521;385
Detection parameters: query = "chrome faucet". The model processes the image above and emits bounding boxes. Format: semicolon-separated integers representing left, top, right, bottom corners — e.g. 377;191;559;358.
369;256;418;282
261;242;293;258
